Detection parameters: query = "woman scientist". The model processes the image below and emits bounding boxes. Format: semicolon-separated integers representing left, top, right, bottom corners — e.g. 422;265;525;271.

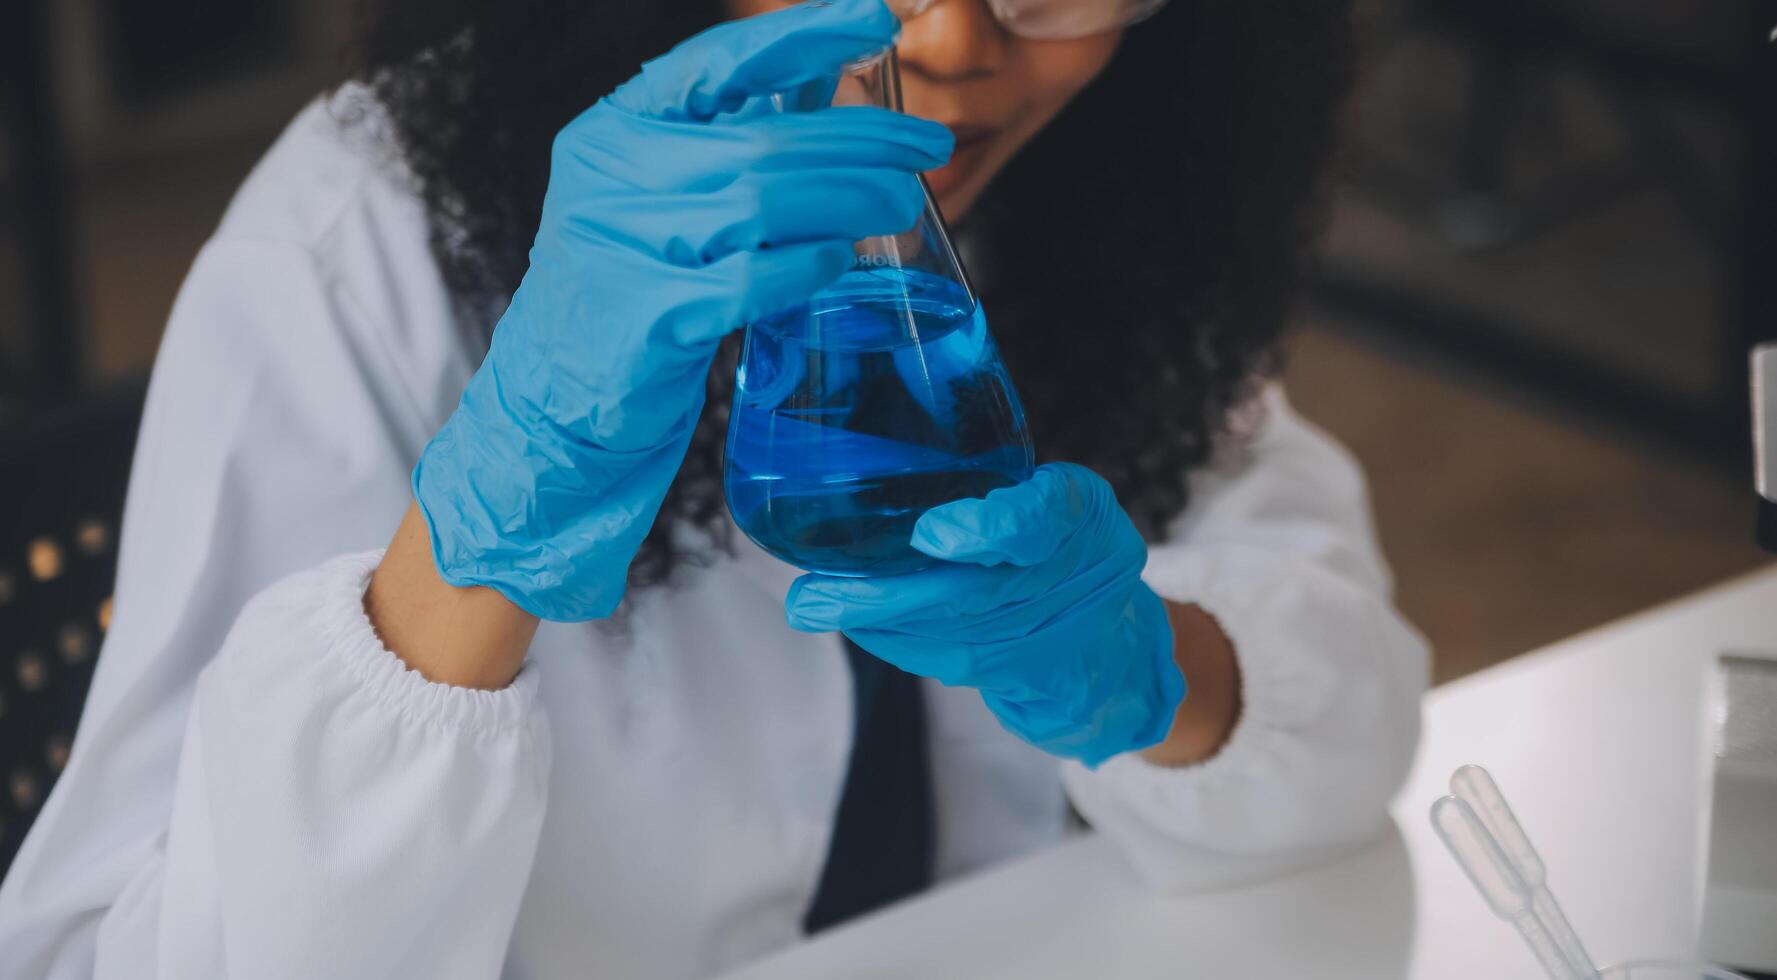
0;0;1427;976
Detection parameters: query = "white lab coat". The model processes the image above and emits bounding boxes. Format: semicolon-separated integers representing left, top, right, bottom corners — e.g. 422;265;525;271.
0;89;1428;980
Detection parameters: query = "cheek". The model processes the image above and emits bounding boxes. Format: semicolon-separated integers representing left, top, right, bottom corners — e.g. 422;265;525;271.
1015;33;1121;112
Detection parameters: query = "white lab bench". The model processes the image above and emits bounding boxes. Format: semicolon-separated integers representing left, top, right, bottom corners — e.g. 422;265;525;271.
717;565;1777;979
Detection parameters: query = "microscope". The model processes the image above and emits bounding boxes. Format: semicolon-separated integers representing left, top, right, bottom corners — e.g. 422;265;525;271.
1695;344;1777;977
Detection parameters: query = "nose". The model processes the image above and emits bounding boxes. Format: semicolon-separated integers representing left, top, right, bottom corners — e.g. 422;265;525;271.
896;0;1009;81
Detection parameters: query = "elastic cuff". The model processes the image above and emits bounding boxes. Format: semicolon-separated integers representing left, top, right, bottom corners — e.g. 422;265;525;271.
309;550;543;737
1087;602;1275;798
1091;553;1326;791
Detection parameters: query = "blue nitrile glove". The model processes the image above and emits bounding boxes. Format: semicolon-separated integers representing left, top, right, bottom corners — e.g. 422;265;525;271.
412;0;953;621
784;463;1186;767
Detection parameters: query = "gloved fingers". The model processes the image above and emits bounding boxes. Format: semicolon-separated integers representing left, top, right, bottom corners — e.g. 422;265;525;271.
980;692;1114;765
713;166;929;254
589;168;926;266
788;566;964;631
784;557;1068;630
670;239;857;344
555;105;950;196
840;630;981;688
611;0;900;121
911;463;1101;567
740;107;952;174
982;693;1077;743
789;565;976;631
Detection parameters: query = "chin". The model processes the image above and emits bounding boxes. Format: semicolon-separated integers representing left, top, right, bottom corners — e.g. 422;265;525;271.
929;153;1005;223
933;180;985;223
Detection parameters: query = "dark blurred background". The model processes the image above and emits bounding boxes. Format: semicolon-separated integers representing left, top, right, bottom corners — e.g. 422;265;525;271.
1;0;1773;843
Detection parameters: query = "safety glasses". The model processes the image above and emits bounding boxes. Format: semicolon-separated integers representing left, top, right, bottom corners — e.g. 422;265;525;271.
887;0;1169;41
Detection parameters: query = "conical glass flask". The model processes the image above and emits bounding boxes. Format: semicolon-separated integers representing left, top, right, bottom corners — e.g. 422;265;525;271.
723;47;1035;577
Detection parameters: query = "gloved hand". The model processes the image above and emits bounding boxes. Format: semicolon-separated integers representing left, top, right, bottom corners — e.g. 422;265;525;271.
785;463;1186;767
413;0;952;621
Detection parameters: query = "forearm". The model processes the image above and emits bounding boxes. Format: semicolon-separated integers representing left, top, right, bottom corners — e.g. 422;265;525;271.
1138;601;1242;768
365;502;539;690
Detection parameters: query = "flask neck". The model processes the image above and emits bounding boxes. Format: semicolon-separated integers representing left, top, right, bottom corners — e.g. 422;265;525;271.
764;43;978;331
836;46;903;112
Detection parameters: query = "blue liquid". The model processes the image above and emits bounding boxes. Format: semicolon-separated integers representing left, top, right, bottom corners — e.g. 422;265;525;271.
724;268;1034;576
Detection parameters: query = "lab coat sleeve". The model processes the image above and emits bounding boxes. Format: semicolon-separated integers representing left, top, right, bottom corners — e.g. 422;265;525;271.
100;552;549;980
1060;386;1430;892
0;225;518;977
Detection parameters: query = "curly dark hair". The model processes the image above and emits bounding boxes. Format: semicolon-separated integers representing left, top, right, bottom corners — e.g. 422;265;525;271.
348;0;1353;588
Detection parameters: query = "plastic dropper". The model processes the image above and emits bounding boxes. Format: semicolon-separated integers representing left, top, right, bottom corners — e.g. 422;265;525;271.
1431;765;1602;980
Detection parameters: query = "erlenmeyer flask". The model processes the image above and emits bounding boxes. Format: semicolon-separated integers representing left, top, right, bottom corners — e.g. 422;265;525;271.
723;47;1035;577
